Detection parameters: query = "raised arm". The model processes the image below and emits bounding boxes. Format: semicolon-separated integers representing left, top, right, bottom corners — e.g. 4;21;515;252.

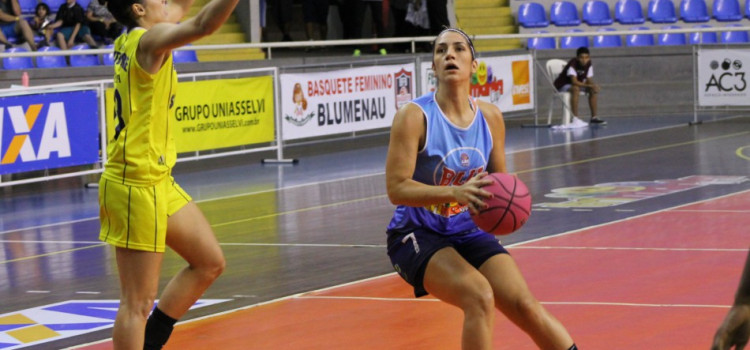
385;104;491;213
164;0;195;23
138;0;239;72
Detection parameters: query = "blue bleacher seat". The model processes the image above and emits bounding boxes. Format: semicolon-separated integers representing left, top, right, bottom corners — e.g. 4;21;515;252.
658;25;687;45
746;0;750;18
518;2;550;28
583;0;614;25
615;0;646;24
713;0;743;21
679;0;710;22
36;46;67;68
69;44;100;67
550;1;582;26
173;48;198;63
527;31;556;49
2;47;33;70
626;26;655;46
721;24;749;42
19;0;36;14
689;24;718;43
593;27;623;47
77;0;91;9
560;29;589;48
102;44;115;65
648;0;677;23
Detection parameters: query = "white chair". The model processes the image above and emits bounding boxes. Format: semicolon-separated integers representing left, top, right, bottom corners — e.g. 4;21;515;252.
546;58;586;126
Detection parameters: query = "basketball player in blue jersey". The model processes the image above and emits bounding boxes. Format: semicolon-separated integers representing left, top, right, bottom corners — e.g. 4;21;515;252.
99;0;238;348
385;28;578;350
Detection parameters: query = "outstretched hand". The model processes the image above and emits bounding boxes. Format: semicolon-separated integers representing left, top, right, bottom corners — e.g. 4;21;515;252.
452;172;493;215
712;304;750;350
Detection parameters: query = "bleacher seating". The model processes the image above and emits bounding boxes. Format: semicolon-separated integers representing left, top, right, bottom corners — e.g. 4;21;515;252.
658;25;688;44
627;26;656;45
101;44;115;65
594;27;623;46
680;0;711;22
721;23;750;42
615;0;647;23
19;0;36;14
689;24;719;43
648;0;678;22
713;0;743;21
561;29;590;47
44;0;66;11
173;48;199;63
36;46;67;68
583;0;615;25
528;31;557;49
69;44;100;67
746;0;750;18
2;47;33;70
551;1;582;26
518;2;550;28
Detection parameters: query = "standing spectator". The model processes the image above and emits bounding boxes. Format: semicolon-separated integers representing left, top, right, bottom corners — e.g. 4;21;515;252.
28;3;55;47
426;0;449;34
303;0;328;42
0;0;38;50
86;0;122;45
391;0;428;52
52;0;99;50
266;0;293;41
361;0;386;54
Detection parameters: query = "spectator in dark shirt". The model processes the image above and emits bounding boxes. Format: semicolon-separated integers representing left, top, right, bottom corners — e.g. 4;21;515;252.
52;0;99;50
553;47;605;125
86;0;122;45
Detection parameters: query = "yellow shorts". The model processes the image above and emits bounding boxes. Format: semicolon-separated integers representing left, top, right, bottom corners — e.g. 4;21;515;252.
98;176;192;252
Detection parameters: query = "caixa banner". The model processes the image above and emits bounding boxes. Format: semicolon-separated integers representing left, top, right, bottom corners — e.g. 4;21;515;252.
697;49;750;106
0;90;99;175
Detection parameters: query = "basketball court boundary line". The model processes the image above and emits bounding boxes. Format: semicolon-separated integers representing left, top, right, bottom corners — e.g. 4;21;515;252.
68;188;750;349
10;115;747;236
295;295;731;309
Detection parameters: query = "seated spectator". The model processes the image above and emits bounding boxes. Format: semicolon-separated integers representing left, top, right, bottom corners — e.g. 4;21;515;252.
85;0;121;44
51;0;99;50
553;47;606;125
28;3;55;47
0;0;38;50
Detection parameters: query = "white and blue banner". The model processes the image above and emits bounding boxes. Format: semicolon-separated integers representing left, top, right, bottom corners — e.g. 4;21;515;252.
697;49;750;106
0;90;99;175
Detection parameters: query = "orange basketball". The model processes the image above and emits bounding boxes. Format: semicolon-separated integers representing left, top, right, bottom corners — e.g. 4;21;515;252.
471;173;532;235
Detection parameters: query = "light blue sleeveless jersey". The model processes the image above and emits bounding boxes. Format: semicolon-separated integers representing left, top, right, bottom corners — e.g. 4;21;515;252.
386;91;494;235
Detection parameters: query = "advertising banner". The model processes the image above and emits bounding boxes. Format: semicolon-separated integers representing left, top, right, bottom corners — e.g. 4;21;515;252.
0;90;99;175
280;63;415;140
420;54;535;112
697;49;750;106
106;76;275;153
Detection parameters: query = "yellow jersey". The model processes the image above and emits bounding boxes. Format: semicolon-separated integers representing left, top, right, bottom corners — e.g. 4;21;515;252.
102;28;178;186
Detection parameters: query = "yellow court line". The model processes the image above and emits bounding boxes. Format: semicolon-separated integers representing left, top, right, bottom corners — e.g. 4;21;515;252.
515;130;750;174
0;243;107;265
211;194;389;228
737;145;750;161
3;130;748;264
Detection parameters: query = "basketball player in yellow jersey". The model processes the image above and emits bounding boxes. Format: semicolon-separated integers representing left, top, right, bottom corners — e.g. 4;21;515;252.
98;0;238;347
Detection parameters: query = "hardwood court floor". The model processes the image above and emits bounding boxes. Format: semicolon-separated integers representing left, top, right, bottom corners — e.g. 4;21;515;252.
0;114;748;349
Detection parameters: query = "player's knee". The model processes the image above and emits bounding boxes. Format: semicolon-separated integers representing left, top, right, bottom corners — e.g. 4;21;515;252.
461;281;495;316
199;255;226;282
122;297;157;320
513;295;545;323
